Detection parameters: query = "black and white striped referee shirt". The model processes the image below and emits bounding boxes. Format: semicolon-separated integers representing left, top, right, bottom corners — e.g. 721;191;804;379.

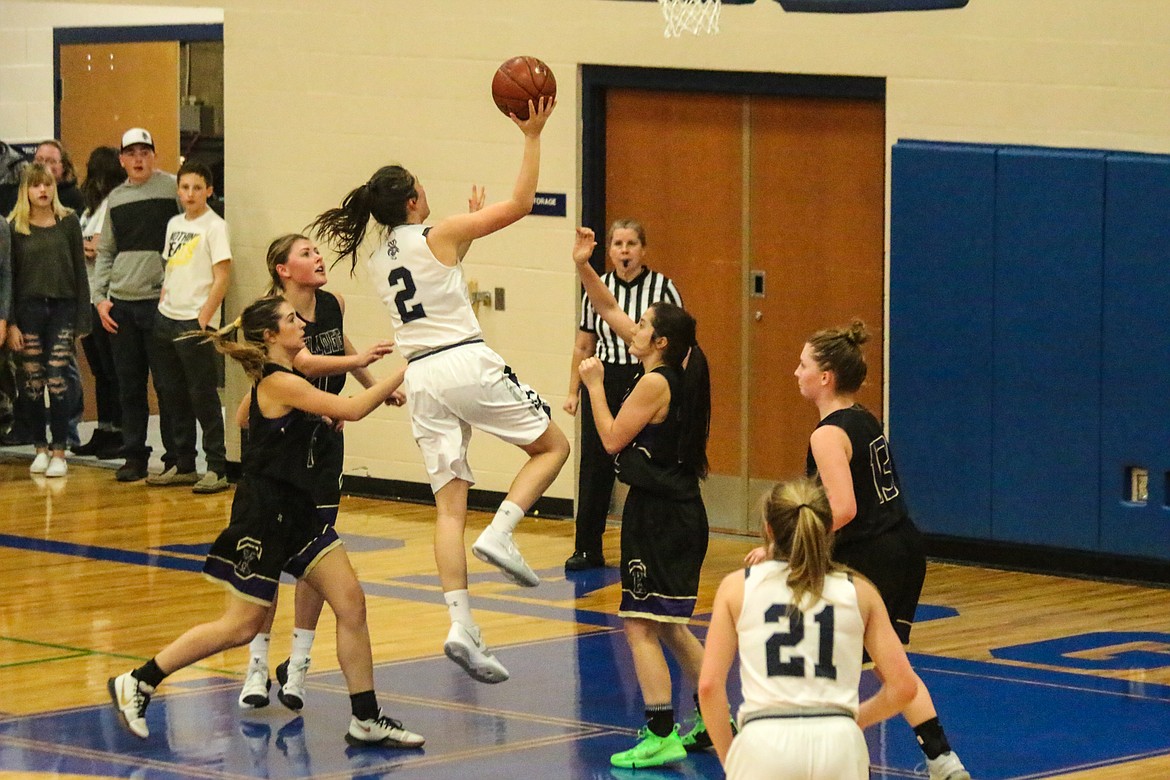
579;268;682;366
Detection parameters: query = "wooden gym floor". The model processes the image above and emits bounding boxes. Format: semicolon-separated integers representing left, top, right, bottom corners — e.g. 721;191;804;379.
1;452;1169;779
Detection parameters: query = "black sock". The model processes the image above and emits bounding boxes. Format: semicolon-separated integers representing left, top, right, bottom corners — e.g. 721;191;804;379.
645;705;674;738
692;692;701;716
350;690;379;722
132;658;167;690
913;717;952;760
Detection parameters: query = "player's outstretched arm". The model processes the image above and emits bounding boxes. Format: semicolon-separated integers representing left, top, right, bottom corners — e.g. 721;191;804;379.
572;227;637;344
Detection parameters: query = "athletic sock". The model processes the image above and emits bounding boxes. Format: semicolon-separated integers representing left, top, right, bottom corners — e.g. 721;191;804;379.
913;717;952;760
132;658;167;690
248;633;270;665
488;500;524;535
445;589;474;627
290;628;315;664
645;704;675;738
350;690;379;721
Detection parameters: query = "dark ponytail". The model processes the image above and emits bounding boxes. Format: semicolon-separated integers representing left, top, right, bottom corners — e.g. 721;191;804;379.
649;302;711;479
309;164;417;273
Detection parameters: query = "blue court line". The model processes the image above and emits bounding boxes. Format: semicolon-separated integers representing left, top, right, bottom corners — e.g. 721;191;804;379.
0;533;964;634
0;533;204;572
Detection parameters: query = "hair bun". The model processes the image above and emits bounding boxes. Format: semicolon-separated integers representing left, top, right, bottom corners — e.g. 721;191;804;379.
846;319;869;346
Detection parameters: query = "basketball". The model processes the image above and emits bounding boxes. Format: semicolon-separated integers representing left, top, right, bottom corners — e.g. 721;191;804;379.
491;56;557;120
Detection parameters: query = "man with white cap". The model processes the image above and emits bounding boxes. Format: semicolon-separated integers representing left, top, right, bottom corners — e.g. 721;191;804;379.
90;128;181;482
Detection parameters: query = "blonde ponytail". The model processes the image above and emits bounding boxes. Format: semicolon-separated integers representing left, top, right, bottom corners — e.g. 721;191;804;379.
762;477;841;612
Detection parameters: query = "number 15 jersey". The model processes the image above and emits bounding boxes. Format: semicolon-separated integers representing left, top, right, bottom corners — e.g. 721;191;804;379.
737;560;865;721
371;224;482;360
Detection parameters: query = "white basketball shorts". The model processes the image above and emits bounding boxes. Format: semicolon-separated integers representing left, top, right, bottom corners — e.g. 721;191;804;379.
725;715;868;780
405;341;551;493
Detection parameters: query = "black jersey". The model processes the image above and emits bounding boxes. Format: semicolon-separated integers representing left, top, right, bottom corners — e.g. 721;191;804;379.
615;365;700;499
806;404;912;547
300;289;345;395
243;364;325;489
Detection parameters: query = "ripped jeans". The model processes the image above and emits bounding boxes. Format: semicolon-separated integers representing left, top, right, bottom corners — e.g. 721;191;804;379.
16;297;77;450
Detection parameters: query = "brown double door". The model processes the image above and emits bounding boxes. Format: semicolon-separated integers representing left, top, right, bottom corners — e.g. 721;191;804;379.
605;89;885;532
58;41;180;179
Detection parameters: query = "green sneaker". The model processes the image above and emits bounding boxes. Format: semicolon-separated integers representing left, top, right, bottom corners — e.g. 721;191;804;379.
610;726;687;769
680;711;711;752
680;711;737;753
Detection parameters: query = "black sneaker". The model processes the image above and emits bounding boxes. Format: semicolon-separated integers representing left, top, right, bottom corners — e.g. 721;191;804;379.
116;459;149;482
71;435;102;456
565;550;606;571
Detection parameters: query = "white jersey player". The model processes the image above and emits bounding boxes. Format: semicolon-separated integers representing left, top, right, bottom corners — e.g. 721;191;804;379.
698;477;918;780
310;96;569;686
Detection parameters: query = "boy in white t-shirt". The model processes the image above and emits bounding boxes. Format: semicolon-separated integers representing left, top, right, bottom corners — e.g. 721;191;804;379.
149;160;232;492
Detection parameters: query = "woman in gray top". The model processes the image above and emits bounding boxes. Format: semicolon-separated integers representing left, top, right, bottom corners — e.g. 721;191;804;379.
5;163;88;477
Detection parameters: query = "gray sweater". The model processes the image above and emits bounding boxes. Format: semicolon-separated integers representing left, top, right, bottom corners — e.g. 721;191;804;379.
91;171;178;303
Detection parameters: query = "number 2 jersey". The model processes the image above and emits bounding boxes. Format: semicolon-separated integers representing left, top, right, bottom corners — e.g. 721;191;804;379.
737;560;864;721
370;224;482;360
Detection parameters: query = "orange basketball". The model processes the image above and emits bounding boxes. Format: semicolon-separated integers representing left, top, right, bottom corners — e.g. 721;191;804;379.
491;56;557;120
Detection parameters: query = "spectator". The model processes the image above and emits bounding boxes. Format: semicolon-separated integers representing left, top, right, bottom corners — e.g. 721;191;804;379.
34;140;84;213
73;146;127;460
0;218;12;437
5;163;89;477
0;140;28;217
34;140;85;447
148;159;231;492
90;128;180;482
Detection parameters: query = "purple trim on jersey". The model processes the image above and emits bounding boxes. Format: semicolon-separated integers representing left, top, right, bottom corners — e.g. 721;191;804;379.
619;590;698;619
203;555;279;604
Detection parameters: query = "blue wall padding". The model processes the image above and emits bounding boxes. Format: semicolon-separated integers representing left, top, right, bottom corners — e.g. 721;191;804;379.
1099;153;1170;558
991;148;1105;549
890;141;996;538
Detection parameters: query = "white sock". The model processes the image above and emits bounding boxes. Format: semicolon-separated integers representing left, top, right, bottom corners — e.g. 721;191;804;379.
489;500;525;535
248;633;270;665
444;589;474;627
290;628;315;663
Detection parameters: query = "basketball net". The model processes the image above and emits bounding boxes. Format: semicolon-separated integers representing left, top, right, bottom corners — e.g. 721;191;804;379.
659;0;721;37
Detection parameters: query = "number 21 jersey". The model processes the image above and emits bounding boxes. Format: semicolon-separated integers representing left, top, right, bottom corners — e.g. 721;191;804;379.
370;224;482;360
737;560;864;721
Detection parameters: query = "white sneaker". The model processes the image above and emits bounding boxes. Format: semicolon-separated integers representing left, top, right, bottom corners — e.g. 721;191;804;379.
107;672;152;739
345;710;426;749
471;526;540;587
238;661;271;708
928;751;971;780
276;656;309;711
29;451;50;474
45;456;67;478
443;622;509;683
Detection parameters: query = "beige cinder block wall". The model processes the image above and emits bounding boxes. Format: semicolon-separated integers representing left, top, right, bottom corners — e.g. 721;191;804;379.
51;0;1170;499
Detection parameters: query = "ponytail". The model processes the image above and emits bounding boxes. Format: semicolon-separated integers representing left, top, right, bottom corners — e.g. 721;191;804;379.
679;344;711;479
178;296;286;382
309;164;417;274
762;477;840;613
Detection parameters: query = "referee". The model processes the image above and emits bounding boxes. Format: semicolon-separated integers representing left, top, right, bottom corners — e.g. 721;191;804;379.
563;219;682;570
